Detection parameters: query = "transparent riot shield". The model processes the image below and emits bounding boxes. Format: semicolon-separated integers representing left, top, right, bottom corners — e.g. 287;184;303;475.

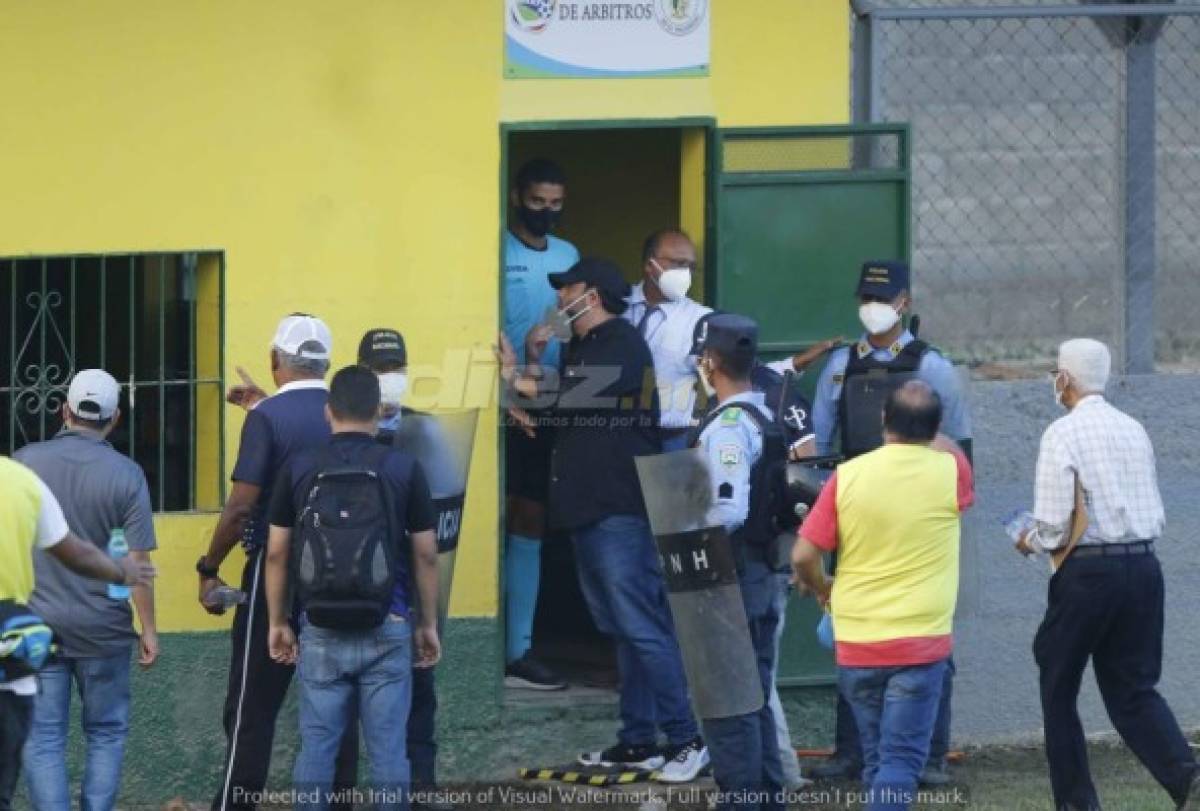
393;410;479;629
841;369;921;458
634;448;764;720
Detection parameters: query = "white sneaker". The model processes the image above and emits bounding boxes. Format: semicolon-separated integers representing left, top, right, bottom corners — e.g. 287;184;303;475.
655;738;709;783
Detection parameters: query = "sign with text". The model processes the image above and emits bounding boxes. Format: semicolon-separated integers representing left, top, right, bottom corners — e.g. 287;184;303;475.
505;0;709;79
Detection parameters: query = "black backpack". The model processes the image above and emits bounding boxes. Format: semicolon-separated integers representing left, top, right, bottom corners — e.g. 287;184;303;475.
292;444;399;630
692;402;792;571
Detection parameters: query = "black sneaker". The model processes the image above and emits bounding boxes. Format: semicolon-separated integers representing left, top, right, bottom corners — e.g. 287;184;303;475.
504;654;567;691
578;743;666;771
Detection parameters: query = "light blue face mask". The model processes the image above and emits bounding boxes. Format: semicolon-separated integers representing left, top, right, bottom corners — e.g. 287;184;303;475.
378;411;402;433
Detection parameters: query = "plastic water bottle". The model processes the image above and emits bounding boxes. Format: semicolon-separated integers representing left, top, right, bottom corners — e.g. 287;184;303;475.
204;586;247;610
106;528;130;600
816;612;835;650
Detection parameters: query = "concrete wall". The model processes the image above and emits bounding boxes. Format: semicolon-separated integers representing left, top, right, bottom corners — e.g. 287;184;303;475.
949;372;1200;744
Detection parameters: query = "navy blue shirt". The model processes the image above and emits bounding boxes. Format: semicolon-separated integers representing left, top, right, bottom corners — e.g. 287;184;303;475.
231;382;331;548
268;432;437;617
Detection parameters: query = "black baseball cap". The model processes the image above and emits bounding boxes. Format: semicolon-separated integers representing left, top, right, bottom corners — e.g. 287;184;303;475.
549;257;631;315
357;328;407;368
856;260;910;299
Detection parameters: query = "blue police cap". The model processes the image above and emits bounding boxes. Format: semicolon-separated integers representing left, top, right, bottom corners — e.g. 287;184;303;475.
856;260;910;299
701;313;758;364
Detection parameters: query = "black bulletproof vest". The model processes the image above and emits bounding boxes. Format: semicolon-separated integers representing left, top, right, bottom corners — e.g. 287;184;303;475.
837;339;930;459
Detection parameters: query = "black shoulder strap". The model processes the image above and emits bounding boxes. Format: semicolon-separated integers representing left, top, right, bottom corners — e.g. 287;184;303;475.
689;401;750;448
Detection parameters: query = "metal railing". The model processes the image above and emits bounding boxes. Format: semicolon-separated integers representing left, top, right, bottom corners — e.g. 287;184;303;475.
2;253;224;511
852;1;1200;373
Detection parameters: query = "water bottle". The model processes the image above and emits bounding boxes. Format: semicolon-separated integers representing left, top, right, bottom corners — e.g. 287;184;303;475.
106;529;130;600
816;611;835;650
204;586;247;610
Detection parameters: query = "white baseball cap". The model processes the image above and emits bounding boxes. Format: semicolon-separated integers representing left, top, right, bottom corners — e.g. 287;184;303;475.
67;369;121;421
271;313;332;360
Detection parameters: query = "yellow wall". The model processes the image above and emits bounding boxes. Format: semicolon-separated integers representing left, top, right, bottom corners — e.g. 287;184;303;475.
0;1;849;627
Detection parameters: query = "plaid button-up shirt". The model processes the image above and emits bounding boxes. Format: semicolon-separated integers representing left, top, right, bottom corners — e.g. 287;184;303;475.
1028;395;1165;552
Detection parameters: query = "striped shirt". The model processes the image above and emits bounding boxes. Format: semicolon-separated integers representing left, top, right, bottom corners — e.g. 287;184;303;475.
1027;395;1165;553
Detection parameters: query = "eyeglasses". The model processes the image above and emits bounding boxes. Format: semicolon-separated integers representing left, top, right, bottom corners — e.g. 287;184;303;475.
653;257;697;271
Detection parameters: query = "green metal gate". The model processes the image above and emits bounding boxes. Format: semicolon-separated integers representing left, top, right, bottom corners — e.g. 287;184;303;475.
714;124;911;686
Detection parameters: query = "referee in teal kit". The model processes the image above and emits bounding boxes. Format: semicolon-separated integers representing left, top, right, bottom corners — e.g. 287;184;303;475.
502;158;578;691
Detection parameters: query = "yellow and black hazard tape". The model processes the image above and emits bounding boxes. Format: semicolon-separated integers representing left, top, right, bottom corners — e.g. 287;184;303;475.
518;767;659;786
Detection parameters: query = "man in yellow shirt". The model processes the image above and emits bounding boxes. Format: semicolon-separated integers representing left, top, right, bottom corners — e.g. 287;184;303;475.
0;456;155;811
792;382;972;811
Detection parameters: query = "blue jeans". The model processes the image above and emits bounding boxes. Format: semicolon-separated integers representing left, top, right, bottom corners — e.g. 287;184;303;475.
834;656;955;768
572;514;699;747
23;650;132;811
294;617;413;811
839;659;949;811
702;561;785;811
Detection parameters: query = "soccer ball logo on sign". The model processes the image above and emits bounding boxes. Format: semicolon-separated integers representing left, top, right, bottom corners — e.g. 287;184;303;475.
510;0;557;33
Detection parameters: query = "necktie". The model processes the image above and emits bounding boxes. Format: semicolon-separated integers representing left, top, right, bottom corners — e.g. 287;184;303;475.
637;305;661;337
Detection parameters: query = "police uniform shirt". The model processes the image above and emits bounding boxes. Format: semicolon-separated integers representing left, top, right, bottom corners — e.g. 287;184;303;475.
696;390;773;533
812;330;972;455
623;282;712;430
503;230;580;370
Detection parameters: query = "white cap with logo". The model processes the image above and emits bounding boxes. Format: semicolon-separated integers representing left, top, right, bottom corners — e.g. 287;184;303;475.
271;314;332;360
68;369;121;421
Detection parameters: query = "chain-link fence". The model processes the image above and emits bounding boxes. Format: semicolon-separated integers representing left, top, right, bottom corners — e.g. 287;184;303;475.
852;1;1200;374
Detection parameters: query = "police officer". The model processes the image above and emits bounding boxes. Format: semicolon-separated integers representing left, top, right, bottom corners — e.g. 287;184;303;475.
358;329;454;811
809;260;972;785
691;313;788;811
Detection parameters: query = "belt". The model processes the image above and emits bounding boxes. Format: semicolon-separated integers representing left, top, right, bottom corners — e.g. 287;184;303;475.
660;426;692;440
1070;541;1155;559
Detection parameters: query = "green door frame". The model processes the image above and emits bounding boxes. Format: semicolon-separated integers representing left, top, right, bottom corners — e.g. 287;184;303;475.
496;117;718;685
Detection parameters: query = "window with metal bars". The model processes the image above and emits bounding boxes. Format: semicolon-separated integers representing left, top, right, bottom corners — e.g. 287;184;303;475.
1;252;224;512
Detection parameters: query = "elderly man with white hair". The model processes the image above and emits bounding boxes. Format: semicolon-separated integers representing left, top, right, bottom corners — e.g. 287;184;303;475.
1016;338;1200;811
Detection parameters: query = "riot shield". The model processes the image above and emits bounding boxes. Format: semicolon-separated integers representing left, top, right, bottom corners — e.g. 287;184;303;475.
841;369;920;458
634;449;764;721
393;410;479;629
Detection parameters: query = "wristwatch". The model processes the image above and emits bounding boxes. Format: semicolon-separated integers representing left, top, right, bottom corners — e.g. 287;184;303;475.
195;556;220;579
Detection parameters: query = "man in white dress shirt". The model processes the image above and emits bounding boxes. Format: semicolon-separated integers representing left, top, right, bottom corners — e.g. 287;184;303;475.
623;229;711;452
1016;338;1199;811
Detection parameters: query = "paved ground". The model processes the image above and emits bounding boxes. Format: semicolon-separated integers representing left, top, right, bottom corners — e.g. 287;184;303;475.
949;373;1200;745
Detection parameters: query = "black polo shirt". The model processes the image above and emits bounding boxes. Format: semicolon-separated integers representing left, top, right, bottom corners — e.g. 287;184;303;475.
547;317;661;531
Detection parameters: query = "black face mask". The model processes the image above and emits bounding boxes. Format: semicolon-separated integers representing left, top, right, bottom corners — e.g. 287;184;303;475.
517;205;561;238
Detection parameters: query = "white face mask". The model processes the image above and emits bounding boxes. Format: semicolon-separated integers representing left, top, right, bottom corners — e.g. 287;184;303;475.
378;371;408;409
1052;371;1067;409
651;259;692;302
556;290;594;331
858;301;901;335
